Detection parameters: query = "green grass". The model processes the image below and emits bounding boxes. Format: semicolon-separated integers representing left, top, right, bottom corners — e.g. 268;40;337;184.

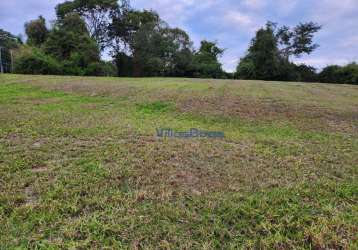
0;74;357;249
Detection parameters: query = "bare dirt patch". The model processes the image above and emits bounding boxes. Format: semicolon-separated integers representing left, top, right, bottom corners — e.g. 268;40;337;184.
31;165;49;173
32;80;138;98
24;185;38;206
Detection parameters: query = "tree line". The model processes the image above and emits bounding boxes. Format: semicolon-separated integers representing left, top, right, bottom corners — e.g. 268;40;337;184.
0;0;357;84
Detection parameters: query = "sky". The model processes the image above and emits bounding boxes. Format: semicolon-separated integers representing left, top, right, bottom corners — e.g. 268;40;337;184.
1;0;358;72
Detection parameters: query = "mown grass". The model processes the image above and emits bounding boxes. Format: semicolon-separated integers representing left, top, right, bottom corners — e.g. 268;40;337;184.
0;74;357;249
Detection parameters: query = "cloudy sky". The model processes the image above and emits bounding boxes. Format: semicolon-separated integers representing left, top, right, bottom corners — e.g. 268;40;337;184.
1;0;357;72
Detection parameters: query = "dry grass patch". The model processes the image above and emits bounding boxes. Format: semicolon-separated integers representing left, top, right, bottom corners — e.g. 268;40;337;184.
176;94;358;134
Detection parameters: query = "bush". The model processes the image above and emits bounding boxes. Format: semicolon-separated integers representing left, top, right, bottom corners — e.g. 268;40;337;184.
338;63;358;84
319;65;341;83
319;63;358;84
62;60;86;76
85;61;117;76
14;46;62;75
295;64;317;82
235;58;256;79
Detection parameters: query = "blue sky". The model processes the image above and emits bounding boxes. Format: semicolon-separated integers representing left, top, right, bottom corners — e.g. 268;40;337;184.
1;0;358;72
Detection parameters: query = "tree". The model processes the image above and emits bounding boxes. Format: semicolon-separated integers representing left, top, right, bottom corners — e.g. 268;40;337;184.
110;9;195;77
114;52;133;76
237;23;280;80
13;46;62;75
131;22;166;76
109;9;160;55
339;63;358;84
193;40;224;78
25;16;49;47
0;29;22;73
160;27;194;76
276;22;322;59
236;21;321;81
44;13;100;74
319;64;358;84
235;56;256;79
319;65;341;83
0;29;22;49
55;0;128;51
295;64;317;82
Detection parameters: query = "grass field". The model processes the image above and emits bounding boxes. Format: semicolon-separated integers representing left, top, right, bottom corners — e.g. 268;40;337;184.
0;74;357;249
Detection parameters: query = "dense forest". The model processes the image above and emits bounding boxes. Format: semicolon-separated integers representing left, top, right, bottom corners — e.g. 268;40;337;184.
0;0;357;84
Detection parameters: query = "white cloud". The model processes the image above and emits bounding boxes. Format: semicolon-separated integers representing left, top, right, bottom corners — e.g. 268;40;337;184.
274;0;298;14
242;0;266;10
132;0;216;27
224;10;261;32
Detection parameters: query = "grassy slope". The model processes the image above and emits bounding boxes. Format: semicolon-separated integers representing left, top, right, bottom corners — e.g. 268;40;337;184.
0;74;357;249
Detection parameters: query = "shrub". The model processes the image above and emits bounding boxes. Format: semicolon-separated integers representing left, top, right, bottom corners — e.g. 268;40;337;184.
339;63;358;84
62;60;86;76
85;61;117;76
319;63;358;84
295;64;317;82
319;65;341;83
13;46;62;75
235;58;256;79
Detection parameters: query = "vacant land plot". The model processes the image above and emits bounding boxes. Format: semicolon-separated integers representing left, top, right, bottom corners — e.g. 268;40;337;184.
0;74;357;249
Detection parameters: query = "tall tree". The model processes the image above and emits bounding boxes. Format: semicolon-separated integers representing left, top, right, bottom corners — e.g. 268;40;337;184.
131;22;166;76
193;40;224;78
55;0;129;51
236;21;321;81
110;9;195;77
0;29;22;49
25;16;49;47
44;13;100;73
241;22;280;80
109;9;160;55
109;10;162;76
163;27;195;77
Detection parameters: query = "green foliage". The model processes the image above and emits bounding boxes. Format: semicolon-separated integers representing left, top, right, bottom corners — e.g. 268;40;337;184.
0;29;22;49
85;61;117;76
163;28;195;77
236;22;322;82
110;10;163;76
238;23;280;80
12;0;358;84
62;59;86;76
132;22;167;77
13;46;62;75
295;64;317;82
56;0;119;19
235;57;256;79
110;9;160;50
193;40;224;78
11;11;117;77
319;65;341;84
44;13;100;71
111;10;195;77
0;29;22;73
319;63;358;84
276;22;321;58
25;16;49;47
56;0;123;50
114;52;133;76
